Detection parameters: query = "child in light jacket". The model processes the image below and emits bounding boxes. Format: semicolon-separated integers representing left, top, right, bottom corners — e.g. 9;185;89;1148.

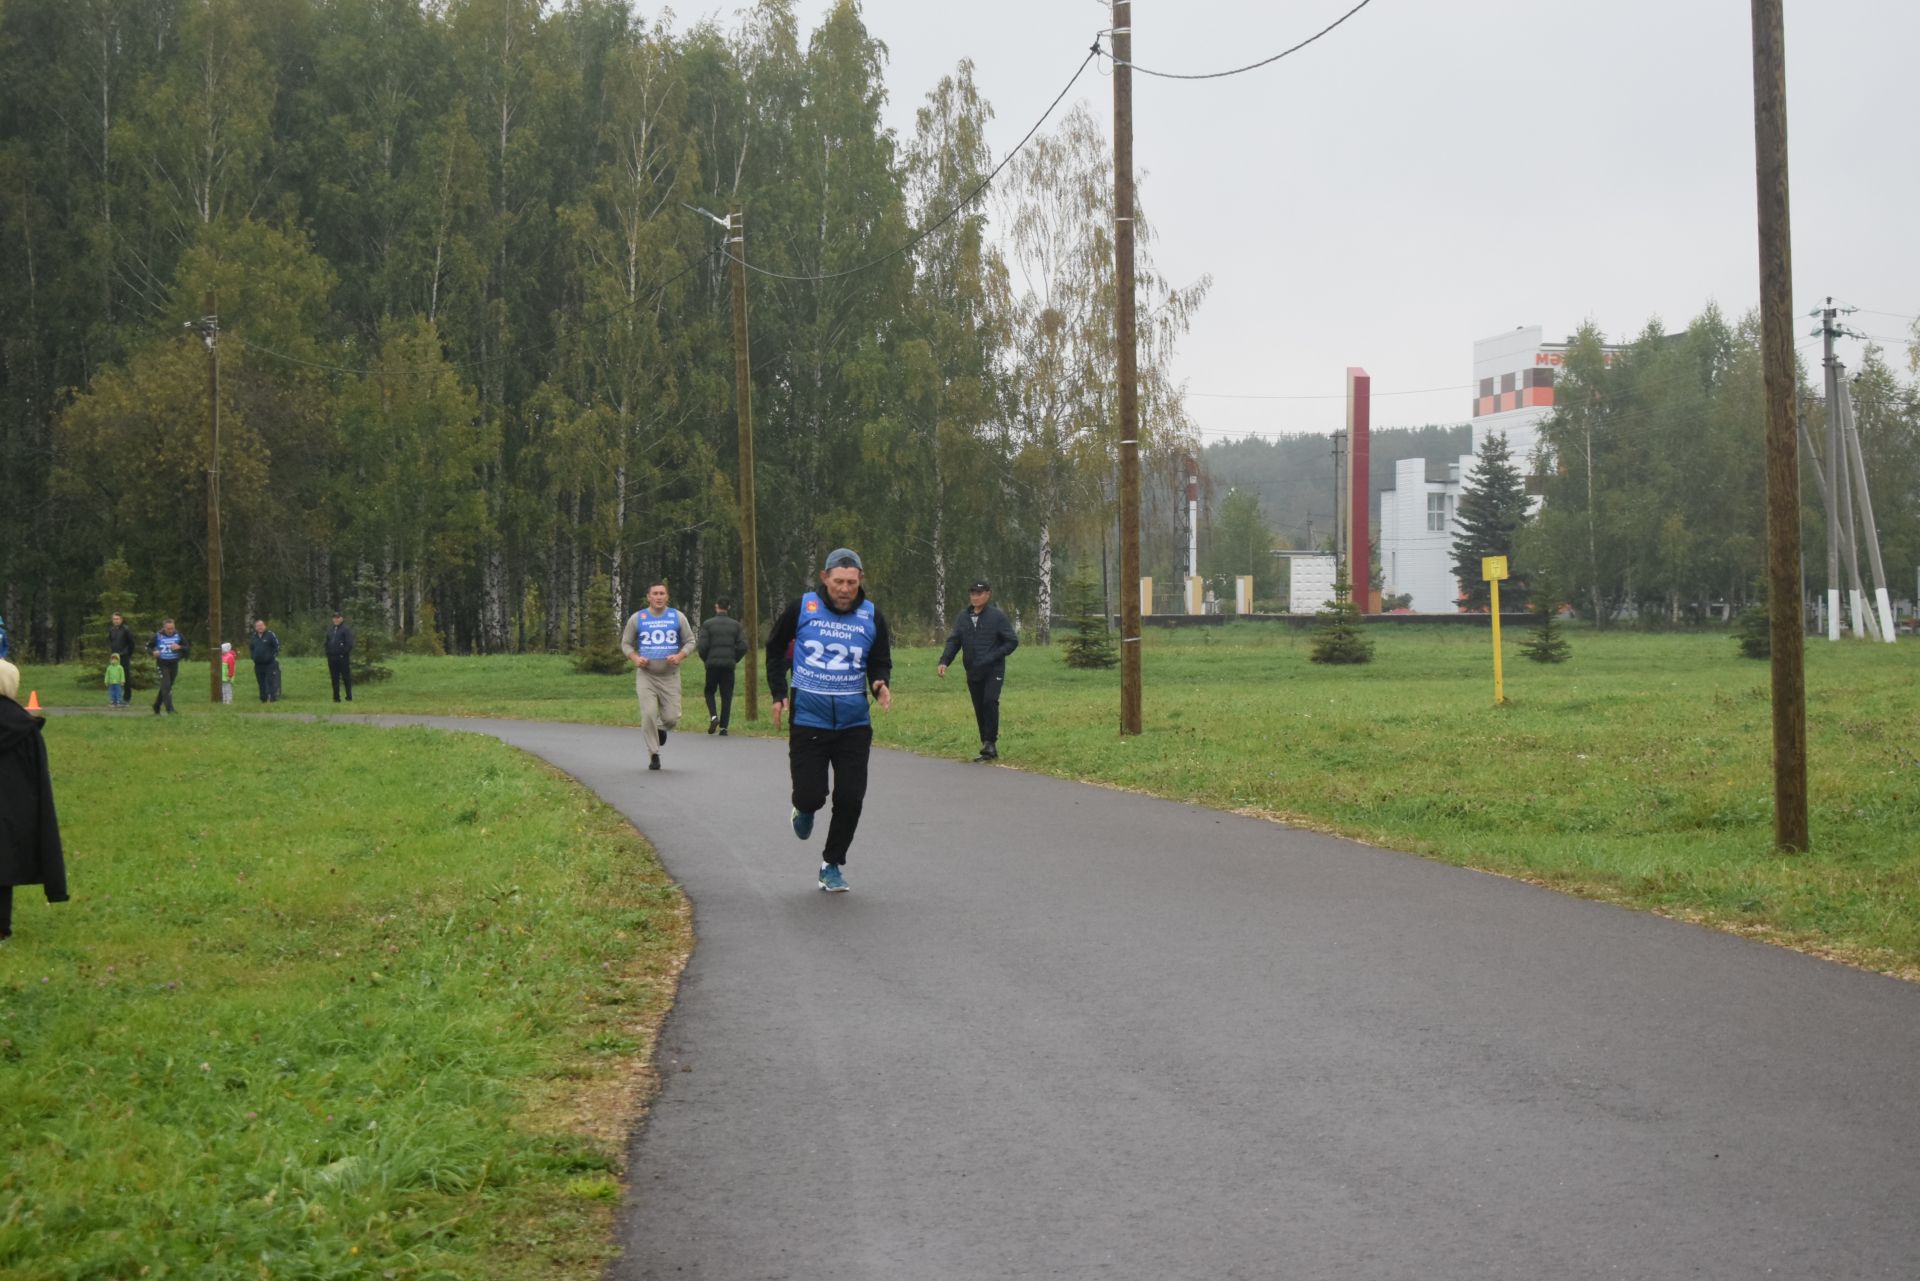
104;654;126;707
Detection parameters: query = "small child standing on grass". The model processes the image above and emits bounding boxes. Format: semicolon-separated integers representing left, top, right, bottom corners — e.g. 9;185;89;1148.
219;642;237;704
105;654;126;707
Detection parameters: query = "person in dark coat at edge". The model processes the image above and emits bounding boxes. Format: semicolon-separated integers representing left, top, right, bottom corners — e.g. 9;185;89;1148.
107;611;137;698
937;578;1020;762
696;597;749;734
0;659;69;942
250;618;282;703
324;610;355;703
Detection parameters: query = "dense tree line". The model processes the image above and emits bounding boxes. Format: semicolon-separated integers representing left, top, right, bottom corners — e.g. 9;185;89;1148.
1524;309;1920;626
0;0;1208;659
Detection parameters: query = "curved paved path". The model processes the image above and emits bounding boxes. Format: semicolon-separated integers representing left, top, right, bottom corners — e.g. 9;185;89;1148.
372;716;1919;1280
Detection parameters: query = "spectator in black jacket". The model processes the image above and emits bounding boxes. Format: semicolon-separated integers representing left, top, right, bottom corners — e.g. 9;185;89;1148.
937;579;1020;762
107;612;137;694
250;619;282;703
324;611;355;703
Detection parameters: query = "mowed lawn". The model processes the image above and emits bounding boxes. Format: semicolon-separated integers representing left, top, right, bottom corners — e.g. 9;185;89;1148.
0;716;688;1281
19;621;1920;976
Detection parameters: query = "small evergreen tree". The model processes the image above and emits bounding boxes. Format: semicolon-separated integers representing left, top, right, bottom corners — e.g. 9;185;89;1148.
343;574;394;684
1310;574;1374;664
72;557;157;691
1735;580;1771;659
1519;574;1572;664
573;573;630;674
1062;574;1118;669
1450;432;1532;611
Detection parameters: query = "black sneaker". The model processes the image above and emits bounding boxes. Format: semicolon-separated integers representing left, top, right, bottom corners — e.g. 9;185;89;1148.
648;753;661;771
659;729;668;747
708;715;719;735
718;728;728;736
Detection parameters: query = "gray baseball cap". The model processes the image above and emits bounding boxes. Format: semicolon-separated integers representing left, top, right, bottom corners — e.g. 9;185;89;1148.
823;547;863;572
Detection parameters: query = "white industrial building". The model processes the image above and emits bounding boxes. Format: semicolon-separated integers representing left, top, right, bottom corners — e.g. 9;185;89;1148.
1380;326;1573;612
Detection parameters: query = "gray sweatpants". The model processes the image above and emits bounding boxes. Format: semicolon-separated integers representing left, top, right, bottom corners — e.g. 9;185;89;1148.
635;663;683;757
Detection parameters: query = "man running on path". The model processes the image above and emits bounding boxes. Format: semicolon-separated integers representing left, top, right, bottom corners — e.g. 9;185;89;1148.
767;548;892;892
621;581;694;771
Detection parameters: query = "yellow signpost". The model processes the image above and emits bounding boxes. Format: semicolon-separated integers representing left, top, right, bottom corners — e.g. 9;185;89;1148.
1483;556;1509;705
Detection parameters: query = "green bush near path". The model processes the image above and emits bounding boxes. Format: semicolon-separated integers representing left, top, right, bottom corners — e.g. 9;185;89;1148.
0;717;687;1280
18;623;1920;973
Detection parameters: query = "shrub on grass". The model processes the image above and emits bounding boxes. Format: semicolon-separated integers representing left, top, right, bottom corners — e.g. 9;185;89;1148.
1520;575;1572;664
1310;574;1374;664
1735;604;1771;659
573;574;629;674
1062;575;1118;669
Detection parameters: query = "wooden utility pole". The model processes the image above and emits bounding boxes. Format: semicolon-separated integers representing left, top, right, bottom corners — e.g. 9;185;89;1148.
1112;0;1143;736
729;208;760;721
202;290;224;704
1749;0;1809;851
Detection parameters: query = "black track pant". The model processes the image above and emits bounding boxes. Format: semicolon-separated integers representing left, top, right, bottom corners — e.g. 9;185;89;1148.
788;723;872;866
328;654;353;701
153;661;178;712
703;666;735;728
967;675;1003;746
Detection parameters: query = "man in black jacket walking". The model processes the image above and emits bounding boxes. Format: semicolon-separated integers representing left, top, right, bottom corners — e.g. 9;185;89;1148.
324;611;355;702
937;579;1019;762
695;598;747;734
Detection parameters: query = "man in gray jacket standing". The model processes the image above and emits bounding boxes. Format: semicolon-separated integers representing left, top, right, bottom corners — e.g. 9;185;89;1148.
937;579;1019;762
696;598;748;735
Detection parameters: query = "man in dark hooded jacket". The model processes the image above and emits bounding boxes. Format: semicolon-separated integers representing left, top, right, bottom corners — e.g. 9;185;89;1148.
0;659;68;941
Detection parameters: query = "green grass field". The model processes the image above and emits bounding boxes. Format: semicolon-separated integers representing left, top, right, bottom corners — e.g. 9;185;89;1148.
20;622;1916;975
0;716;688;1280
5;623;1916;1275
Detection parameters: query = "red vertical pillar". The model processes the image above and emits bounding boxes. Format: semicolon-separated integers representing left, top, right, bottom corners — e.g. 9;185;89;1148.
1347;366;1371;611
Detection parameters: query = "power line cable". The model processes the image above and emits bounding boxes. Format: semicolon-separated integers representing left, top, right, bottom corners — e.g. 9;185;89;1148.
1117;0;1376;81
726;47;1099;285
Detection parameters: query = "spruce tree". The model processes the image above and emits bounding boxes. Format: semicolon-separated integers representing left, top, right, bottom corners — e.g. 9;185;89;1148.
72;557;156;692
1450;432;1532;611
1310;574;1374;665
343;573;394;685
1735;580;1770;659
1519;574;1572;664
1063;574;1118;670
573;573;630;674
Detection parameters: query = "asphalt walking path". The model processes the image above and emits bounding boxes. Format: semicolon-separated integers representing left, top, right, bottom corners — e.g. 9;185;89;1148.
365;714;1919;1281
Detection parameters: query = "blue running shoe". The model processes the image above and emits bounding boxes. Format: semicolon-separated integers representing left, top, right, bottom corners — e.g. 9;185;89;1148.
818;863;849;893
791;807;815;840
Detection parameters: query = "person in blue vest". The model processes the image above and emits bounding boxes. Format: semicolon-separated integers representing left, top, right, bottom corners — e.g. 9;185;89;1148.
147;617;189;714
766;547;893;893
620;581;695;771
0;614;10;660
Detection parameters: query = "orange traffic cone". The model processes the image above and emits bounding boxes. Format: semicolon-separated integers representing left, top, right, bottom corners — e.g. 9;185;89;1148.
25;689;42;713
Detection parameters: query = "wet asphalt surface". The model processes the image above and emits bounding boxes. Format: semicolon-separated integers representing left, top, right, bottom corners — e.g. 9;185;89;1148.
351;715;1920;1281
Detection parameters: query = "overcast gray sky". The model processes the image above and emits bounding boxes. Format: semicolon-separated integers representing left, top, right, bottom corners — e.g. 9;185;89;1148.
745;0;1920;440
